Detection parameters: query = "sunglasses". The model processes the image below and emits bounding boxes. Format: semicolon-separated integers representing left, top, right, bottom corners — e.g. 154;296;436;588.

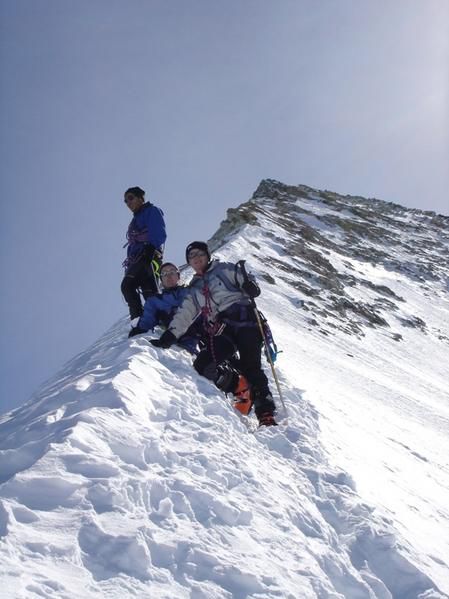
161;269;179;279
187;250;207;260
124;195;138;204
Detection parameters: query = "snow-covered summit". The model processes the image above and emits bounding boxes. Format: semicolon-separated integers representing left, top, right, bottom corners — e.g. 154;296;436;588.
1;181;448;598
212;179;449;339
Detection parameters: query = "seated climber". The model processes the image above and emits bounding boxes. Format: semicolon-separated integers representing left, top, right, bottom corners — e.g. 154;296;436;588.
128;262;200;354
149;242;277;427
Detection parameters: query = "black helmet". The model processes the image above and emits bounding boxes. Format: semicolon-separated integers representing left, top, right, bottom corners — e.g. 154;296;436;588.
185;241;211;263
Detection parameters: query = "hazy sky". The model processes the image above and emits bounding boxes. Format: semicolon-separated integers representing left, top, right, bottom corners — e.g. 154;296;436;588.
1;0;448;413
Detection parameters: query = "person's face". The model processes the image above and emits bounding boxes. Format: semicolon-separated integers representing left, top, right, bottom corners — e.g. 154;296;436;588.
160;267;180;289
124;193;144;213
187;250;208;274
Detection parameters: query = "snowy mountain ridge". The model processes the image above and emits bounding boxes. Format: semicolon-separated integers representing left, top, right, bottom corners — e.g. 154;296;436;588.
1;180;448;598
211;179;449;340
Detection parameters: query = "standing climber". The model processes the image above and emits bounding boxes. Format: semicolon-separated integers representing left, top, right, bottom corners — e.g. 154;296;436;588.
121;186;166;321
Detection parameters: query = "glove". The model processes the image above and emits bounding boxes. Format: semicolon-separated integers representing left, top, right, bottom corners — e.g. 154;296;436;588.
143;244;156;260
242;279;260;298
149;330;177;349
128;326;145;338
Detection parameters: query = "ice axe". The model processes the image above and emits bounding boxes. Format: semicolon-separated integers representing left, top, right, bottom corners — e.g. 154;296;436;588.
237;260;288;421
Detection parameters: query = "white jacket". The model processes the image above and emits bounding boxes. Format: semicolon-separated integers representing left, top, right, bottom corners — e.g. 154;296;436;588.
168;260;255;339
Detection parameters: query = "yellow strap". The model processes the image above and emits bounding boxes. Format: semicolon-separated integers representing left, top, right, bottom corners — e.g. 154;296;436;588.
151;258;161;276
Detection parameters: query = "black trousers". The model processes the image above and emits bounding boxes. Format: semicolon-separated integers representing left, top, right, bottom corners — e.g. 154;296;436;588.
121;258;159;320
194;323;274;416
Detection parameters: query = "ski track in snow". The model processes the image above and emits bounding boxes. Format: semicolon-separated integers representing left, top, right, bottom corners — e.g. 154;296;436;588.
1;186;449;599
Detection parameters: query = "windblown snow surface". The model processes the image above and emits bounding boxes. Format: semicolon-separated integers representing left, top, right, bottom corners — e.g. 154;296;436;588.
1;181;448;598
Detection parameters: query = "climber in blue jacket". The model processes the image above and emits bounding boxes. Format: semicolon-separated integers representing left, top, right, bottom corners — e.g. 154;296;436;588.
128;262;200;354
121;186;167;321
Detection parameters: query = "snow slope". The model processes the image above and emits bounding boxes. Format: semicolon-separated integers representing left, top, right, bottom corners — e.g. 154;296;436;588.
1;180;448;598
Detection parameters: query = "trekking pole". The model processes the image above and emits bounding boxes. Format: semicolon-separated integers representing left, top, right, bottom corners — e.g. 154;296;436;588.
237;261;288;420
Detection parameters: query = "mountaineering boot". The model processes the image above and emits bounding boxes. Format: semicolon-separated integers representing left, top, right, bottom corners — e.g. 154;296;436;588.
214;363;239;392
254;392;277;427
257;412;277;427
232;375;253;416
